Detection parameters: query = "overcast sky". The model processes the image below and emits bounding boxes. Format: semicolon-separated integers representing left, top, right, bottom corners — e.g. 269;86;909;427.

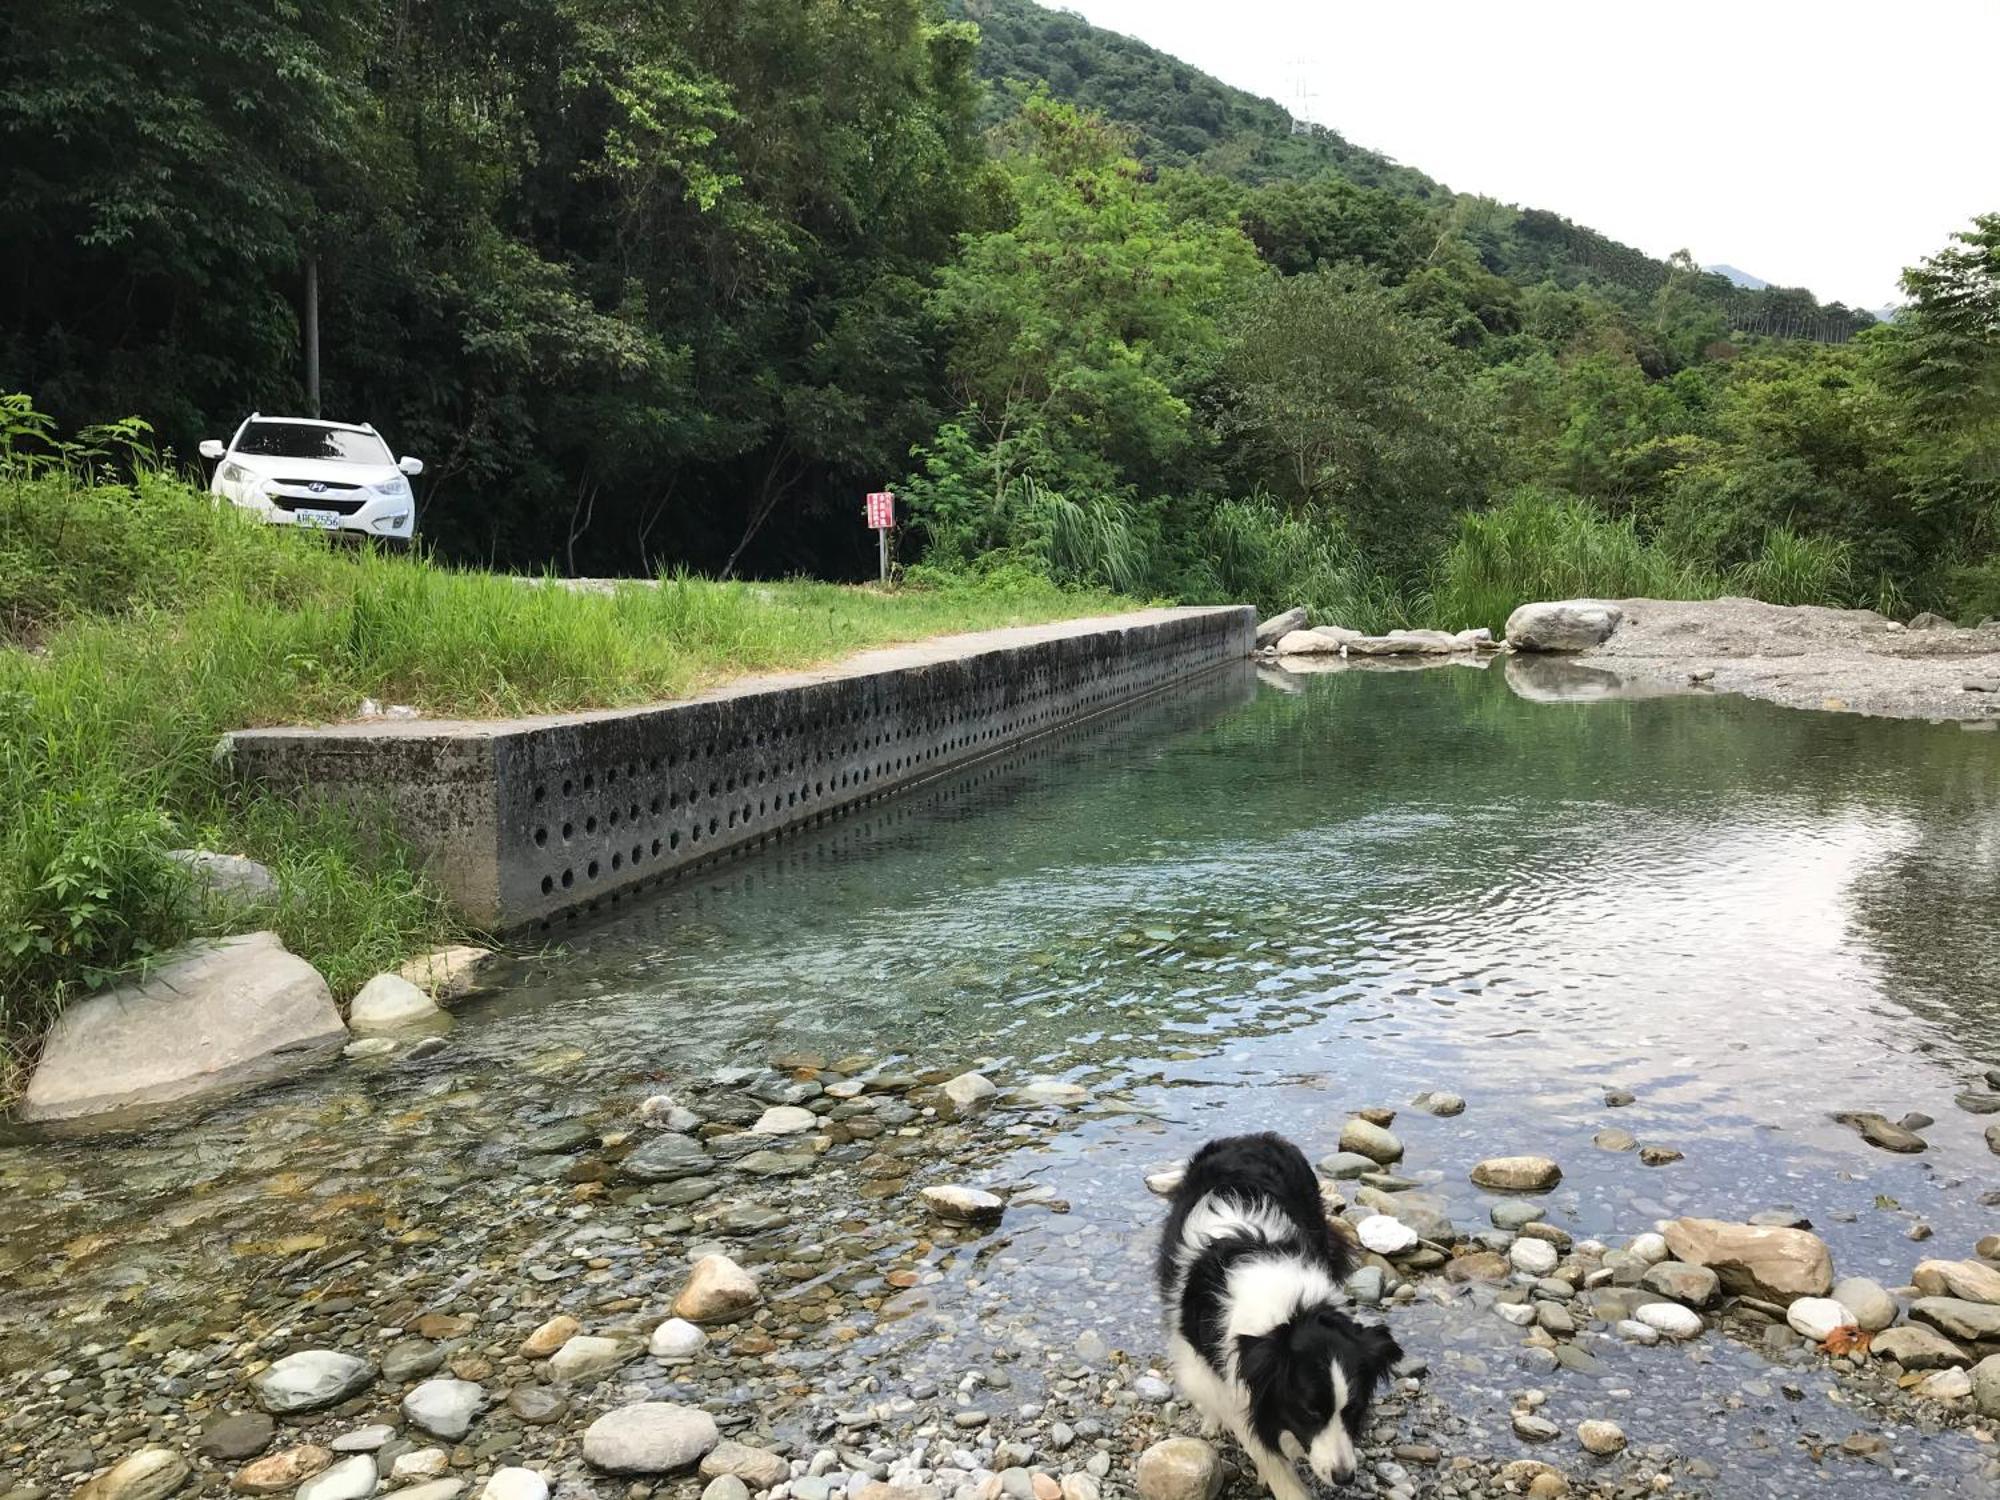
1054;0;1995;310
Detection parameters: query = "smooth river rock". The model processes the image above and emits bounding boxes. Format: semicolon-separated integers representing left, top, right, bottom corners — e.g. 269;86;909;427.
77;1449;189;1500
922;1184;1007;1225
583;1403;720;1474
1912;1259;2000;1306
347;972;445;1033
1357;1215;1418;1255
1786;1297;1858;1342
1635;1303;1704;1340
1506;600;1624;652
672;1254;760;1322
1338;1119;1404;1165
1832;1277;1899;1333
1470;1156;1562;1192
1972;1354;2000;1417
401;1379;486;1440
294;1457;377;1500
1834;1111;1927;1153
253;1351;375;1414
545;1335;627;1383
1870;1325;1971;1368
1134;1438;1223;1500
649;1317;708;1362
21;932;347;1125
478;1471;550;1500
622;1133;715;1183
1661;1218;1833;1302
1911;1297;2000;1343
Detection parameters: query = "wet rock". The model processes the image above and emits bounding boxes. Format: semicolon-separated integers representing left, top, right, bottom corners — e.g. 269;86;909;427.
522;1122;594;1155
392;1451;451;1483
1870;1325;1971;1368
294;1457;376;1500
1511;1412;1559;1442
1973;1354;2000;1416
1338;1119;1403;1164
1013;1078;1088;1108
702;1478;749;1500
1492;1201;1544;1231
939;1072;999;1116
1591;1127;1636;1152
75;1451;189;1500
622;1133;716;1183
1911;1258;2000;1305
638;1093;701;1131
672;1254;761;1322
1506;600;1624;652
1641;1262;1719;1307
583;1403;721;1474
230;1447;332;1495
401;1378;486;1440
649;1317;708;1362
699;1441;790;1491
1603;1088;1635;1107
1832;1277;1899;1332
1510;1239;1559;1276
197;1413;275;1461
1917;1367;1973;1400
546;1335;627;1383
381;1337;444;1382
1638;1145;1684;1166
519;1315;580;1359
1357;1215;1418;1255
1628;1232;1669;1264
477;1471;549;1500
1445;1250;1511;1282
1134;1439;1222;1500
1954;1090;2000;1114
1576;1421;1625;1456
1317;1151;1377;1180
1635;1303;1703;1340
1409;1090;1464;1117
1910;1297;2000;1343
505;1386;568;1425
1661;1218;1833;1302
1833;1111;1926;1153
21;932;346;1125
348;972;445;1033
1470;1156;1561;1192
921;1185;1005;1225
328;1428;392;1454
1786;1297;1857;1342
1988;1121;2000;1155
254;1350;376;1414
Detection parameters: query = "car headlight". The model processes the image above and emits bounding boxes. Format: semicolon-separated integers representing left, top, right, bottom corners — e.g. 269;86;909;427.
220;462;248;484
373;476;411;497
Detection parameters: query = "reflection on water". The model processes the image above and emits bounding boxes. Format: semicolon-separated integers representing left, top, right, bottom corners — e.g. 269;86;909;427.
4;663;1997;1493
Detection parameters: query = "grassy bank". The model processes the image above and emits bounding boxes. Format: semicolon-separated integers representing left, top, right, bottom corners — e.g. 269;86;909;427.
0;460;1127;1098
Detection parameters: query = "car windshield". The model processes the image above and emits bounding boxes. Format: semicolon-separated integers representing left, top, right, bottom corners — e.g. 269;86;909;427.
234;422;392;464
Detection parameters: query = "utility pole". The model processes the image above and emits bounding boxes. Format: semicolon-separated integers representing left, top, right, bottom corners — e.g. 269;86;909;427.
304;253;321;418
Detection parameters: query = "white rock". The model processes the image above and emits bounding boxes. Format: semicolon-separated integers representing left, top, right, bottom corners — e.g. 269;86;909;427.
1506;600;1625;652
396;944;498;1002
1275;629;1344;656
1143;1166;1186;1198
348;972;445;1033
479;1470;551;1500
22;932;346;1125
1616;1319;1661;1345
1785;1297;1858;1343
649;1318;708;1362
393;1448;451;1481
1495;1302;1538;1327
393;1484;465;1500
1510;1239;1559;1276
752;1105;818;1136
1628;1232;1670;1265
1338;1118;1403;1165
1013;1078;1088;1108
638;1093;700;1131
1916;1367;1973;1401
1577;1420;1626;1456
672;1255;761;1323
1356;1215;1419;1255
583;1402;721;1474
1635;1302;1703;1340
1832;1277;1899;1333
254;1350;376;1414
296;1456;378;1500
401;1378;486;1440
343;1036;397;1059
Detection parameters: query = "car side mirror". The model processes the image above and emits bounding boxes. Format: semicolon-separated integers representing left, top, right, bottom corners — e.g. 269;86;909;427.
198;439;226;461
398;456;425;476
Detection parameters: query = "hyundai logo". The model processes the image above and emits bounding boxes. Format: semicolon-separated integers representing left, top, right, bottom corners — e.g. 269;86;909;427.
309;481;327;493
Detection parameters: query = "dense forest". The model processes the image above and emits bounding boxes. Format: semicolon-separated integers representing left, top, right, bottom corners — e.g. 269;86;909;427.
2;0;1995;619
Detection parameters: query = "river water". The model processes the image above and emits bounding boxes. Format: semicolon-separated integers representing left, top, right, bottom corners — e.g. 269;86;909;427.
3;660;1997;1497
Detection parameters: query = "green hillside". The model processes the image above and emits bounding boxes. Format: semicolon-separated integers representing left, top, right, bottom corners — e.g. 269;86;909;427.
953;0;1873;342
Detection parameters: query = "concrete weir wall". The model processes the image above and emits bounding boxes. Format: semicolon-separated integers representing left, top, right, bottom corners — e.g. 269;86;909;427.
225;606;1254;931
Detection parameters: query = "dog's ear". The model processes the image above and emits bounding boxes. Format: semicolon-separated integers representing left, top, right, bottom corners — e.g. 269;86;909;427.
1355;1321;1403;1390
1233;1331;1293;1449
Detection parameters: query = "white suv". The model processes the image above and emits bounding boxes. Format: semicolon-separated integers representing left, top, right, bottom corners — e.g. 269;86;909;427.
199;414;422;546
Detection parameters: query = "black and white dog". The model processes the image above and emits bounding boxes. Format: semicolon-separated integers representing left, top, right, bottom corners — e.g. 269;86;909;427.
1156;1133;1402;1498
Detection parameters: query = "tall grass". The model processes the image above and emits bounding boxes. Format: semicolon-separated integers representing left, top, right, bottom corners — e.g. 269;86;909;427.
1202;496;1408;633
0;450;1124;1095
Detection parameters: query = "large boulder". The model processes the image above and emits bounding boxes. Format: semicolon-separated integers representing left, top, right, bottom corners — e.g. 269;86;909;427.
1661;1218;1833;1303
1254;608;1309;647
1911;1259;2000;1306
20;933;345;1127
1505;600;1625;652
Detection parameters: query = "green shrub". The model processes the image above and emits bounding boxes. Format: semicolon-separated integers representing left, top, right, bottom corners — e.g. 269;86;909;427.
1730;526;1853;606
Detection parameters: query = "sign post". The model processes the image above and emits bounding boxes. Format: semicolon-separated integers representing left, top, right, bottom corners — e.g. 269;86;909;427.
865;491;895;587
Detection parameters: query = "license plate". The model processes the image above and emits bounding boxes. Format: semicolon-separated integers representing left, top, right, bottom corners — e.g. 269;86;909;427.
294;509;341;529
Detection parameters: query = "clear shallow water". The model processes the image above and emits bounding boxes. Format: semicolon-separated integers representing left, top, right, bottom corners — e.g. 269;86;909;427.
5;662;1998;1493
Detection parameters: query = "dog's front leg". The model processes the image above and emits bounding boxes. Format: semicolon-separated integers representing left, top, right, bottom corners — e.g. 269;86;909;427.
1236;1430;1313;1500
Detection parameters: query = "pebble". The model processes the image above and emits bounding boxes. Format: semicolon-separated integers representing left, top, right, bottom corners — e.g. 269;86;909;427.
1511;1413;1559;1442
546;1334;626;1383
921;1185;1006;1225
1409;1090;1465;1116
230;1447;332;1495
1509;1239;1559;1276
72;1451;188;1500
519;1315;580;1358
1357;1215;1419;1255
195;1413;275;1460
649;1317;709;1362
294;1456;376;1500
1786;1297;1857;1343
252;1351;375;1414
1338;1119;1404;1165
752;1105;819;1135
401;1378;486;1440
702;1478;750;1500
1491;1201;1544;1231
673;1254;761;1322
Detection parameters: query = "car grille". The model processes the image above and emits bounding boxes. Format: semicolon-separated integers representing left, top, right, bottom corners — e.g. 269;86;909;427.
271;493;367;516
